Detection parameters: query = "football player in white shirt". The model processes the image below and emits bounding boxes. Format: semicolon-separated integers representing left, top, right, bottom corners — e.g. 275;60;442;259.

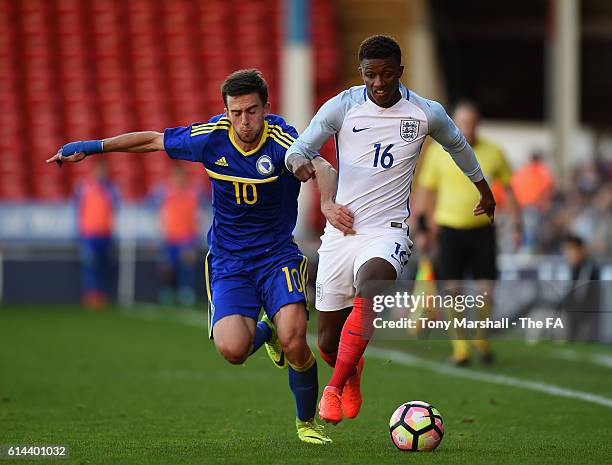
286;35;496;425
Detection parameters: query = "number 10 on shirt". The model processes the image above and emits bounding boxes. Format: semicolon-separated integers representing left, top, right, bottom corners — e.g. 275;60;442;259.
232;181;257;205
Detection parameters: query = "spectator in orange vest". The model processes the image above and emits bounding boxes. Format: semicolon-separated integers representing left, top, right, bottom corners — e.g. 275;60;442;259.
74;158;119;309
151;164;203;306
512;152;554;209
511;152;555;251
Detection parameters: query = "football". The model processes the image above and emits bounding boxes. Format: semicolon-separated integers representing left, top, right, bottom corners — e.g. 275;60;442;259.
389;401;444;451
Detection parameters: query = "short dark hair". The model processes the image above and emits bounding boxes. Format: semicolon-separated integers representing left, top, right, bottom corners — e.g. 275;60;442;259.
453;99;480;115
221;69;268;106
358;35;402;64
564;234;585;248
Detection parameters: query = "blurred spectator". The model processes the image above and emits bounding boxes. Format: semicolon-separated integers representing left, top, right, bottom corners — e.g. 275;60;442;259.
560;234;601;341
151;164;203;307
533;158;611;256
416;101;522;365
589;183;612;256
567;164;608;251
511;152;555;252
75;158;119;309
512;152;555;208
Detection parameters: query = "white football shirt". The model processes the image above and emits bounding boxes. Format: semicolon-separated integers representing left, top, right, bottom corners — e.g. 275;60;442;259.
286;84;484;234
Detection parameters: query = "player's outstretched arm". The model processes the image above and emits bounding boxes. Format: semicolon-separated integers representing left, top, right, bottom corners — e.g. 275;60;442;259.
46;131;164;165
312;157;355;235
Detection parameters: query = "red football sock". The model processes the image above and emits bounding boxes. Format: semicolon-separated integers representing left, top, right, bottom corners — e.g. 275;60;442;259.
328;297;374;391
317;341;337;368
318;337;360;377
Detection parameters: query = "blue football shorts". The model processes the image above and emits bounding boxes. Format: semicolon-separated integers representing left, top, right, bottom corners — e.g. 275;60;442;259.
205;244;308;338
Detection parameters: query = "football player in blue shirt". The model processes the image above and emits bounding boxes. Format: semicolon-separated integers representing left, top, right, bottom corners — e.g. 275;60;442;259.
47;69;332;445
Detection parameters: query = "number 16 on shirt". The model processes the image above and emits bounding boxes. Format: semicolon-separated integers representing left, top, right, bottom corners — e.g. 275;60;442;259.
373;143;394;168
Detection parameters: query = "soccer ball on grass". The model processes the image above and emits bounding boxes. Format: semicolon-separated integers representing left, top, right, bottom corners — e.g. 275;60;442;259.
389;400;444;451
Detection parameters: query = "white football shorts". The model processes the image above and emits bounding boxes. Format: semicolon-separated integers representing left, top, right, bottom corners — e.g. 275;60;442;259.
315;229;413;311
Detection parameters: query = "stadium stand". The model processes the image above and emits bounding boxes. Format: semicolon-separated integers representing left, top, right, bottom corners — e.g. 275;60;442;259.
0;0;341;199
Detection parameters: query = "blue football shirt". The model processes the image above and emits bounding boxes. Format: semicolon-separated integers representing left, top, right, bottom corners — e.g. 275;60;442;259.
163;114;301;257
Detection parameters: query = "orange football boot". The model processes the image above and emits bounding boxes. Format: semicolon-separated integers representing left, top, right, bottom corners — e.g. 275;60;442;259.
318;387;343;424
341;357;364;419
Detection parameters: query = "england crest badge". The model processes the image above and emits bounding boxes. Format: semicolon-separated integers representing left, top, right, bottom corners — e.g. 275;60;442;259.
400;119;420;142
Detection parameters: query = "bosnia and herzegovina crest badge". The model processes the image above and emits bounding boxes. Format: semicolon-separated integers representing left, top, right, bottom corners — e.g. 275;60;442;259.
256;155;275;176
400;119;420;142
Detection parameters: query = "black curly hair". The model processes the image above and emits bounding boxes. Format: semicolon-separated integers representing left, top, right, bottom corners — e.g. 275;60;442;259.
358;35;402;64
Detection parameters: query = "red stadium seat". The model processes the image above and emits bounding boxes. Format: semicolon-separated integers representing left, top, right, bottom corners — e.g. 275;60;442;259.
1;0;340;199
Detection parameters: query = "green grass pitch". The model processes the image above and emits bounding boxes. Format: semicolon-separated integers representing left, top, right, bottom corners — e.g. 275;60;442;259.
1;306;611;465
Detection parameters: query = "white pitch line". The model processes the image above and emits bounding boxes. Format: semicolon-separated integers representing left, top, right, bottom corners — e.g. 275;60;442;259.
554;348;612;370
362;345;612;409
592;354;612;369
120;306;612;409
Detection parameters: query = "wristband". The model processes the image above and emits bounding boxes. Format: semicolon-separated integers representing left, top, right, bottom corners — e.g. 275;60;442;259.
60;140;103;157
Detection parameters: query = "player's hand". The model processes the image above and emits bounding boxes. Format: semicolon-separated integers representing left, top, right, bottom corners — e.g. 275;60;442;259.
473;190;496;223
47;140;103;166
46;150;86;166
287;154;315;182
322;201;355;235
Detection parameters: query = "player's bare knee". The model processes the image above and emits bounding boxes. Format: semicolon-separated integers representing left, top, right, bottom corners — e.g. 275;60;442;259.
317;331;339;355
282;337;311;367
221;349;249;365
216;341;250;365
283;341;307;363
278;325;306;356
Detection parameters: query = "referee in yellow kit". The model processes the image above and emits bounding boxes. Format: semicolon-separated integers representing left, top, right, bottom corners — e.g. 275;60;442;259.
416;101;522;365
